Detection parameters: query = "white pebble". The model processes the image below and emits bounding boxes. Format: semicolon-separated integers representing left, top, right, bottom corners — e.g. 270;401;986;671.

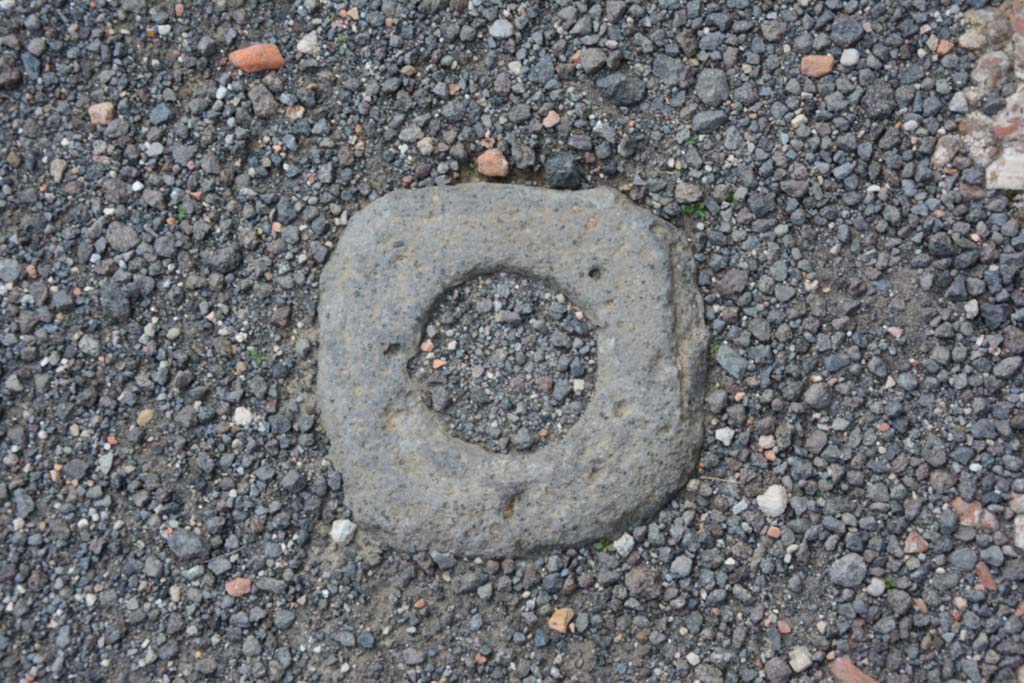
488;18;513;39
232;406;254;427
789;647;813;673
296;30;320;56
865;577;886;597
612;532;634;557
755;484;789;517
330;518;357;546
714;427;735;446
840;48;859;66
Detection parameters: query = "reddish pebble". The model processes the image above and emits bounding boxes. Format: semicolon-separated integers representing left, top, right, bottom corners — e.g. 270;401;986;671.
903;530;928;555
951;496;998;530
88;101;115;125
476;148;510;178
229;44;285;73
800;54;835;78
975;562;997;591
225;577;252;596
766;525;782;539
776;620;792;635
175;3;185;16
936;39;954;56
829;657;879;683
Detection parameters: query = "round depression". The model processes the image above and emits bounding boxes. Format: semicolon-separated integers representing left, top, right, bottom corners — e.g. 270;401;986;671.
407;271;598;453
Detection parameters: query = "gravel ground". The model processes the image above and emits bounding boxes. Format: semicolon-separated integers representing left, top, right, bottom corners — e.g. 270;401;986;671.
408;271;597;453
1;1;1023;682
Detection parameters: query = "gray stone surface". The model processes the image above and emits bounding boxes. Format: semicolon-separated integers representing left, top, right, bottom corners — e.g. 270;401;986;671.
318;184;707;557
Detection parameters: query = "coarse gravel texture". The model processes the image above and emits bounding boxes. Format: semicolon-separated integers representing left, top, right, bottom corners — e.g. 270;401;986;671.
408;271;597;454
1;1;1023;683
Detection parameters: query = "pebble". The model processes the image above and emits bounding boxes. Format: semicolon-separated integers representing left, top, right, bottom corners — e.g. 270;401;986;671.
330;518;357;546
840;48;860;67
670;554;693;578
831;16;865;47
755;485;788;517
225;577;253;597
692;110;728;133
789;647;813;674
547;607;574;633
88;102;115;125
476;148;509;177
695;68;729;107
229;43;285;73
715;344;746;378
903;530;928;554
166;529;208;561
613;532;635;557
296;31;319;56
829;553;867;588
800;55;835;78
674;181;703;204
596;72;646;107
714;427;735;446
488;18;513;39
544;152;581;189
829;657;879;683
232;406;254;427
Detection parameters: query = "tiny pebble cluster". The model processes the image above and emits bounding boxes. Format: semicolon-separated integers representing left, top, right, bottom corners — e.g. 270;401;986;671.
409;271;597;453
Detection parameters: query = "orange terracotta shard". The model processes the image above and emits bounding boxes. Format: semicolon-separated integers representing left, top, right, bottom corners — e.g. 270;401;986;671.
229;44;285;73
829;657;879;683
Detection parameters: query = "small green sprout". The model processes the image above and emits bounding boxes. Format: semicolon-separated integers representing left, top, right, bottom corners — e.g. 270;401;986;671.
682;202;709;218
248;347;266;366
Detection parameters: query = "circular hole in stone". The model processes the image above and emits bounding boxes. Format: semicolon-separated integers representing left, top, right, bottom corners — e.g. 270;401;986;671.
408;271;598;453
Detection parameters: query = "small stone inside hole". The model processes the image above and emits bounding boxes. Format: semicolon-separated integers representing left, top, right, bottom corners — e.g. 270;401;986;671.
408;272;598;453
588;267;602;279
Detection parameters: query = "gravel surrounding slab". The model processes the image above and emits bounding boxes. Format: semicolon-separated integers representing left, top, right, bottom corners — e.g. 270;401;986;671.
1;0;1024;682
318;185;706;557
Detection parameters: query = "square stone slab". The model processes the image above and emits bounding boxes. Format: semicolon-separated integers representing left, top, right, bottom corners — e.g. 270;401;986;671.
318;185;707;557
